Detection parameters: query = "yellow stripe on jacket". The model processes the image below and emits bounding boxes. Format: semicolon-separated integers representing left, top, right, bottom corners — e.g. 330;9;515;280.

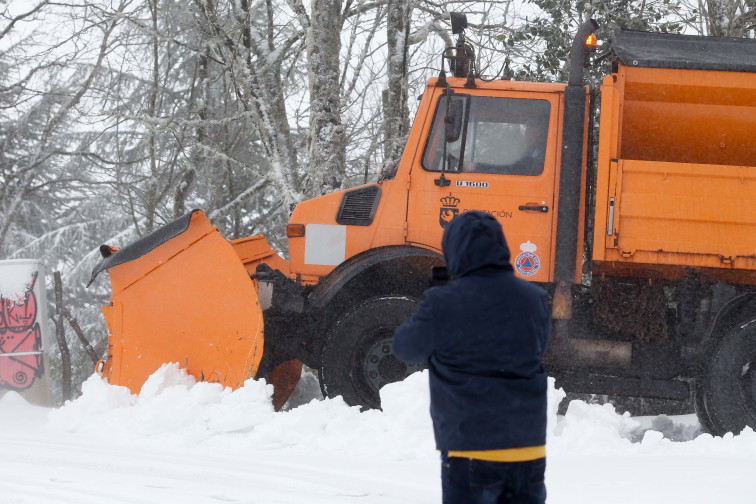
447;445;545;462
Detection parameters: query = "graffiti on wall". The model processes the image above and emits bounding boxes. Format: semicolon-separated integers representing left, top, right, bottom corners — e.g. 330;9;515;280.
0;272;44;391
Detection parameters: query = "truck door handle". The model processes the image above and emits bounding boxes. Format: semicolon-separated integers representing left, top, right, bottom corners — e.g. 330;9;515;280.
518;205;549;213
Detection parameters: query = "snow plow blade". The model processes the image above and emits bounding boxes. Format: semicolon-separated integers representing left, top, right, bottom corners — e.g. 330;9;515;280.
90;210;265;393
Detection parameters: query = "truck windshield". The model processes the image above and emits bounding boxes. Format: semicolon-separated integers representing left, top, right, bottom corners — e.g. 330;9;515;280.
421;95;551;176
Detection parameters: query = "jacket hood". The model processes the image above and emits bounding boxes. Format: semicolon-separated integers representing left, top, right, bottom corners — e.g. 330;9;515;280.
441;211;512;278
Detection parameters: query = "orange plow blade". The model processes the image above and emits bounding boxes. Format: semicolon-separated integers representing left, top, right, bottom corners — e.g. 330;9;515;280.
90;210;265;393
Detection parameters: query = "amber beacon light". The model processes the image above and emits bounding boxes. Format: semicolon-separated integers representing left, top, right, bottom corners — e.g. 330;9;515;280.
585;33;597;52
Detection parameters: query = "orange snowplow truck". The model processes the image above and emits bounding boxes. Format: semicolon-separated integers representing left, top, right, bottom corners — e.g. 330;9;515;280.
90;18;756;434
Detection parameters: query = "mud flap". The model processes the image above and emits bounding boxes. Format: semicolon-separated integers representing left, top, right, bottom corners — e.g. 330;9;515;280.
92;210;265;393
269;359;304;411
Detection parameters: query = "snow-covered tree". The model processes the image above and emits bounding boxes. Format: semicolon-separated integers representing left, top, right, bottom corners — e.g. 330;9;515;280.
683;0;755;36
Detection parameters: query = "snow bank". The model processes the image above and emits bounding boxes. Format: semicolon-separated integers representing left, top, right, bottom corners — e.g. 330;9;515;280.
48;364;436;459
46;364;756;461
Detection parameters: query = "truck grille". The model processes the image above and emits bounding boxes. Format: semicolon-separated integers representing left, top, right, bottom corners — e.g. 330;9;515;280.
336;185;381;226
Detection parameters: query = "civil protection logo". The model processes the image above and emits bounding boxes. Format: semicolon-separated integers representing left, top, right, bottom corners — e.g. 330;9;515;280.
515;241;540;276
439;194;460;228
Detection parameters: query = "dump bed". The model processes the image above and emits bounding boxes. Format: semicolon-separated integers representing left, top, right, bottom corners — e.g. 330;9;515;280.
592;30;756;282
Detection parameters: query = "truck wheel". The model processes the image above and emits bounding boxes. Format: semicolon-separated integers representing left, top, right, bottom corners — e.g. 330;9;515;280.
693;378;716;434
704;319;756;435
319;296;423;409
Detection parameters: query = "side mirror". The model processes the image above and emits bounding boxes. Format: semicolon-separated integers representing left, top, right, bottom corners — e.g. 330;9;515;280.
445;98;464;143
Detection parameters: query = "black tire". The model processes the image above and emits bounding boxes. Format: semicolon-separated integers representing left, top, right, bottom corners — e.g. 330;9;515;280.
319;296;424;409
703;319;756;435
693;378;716;434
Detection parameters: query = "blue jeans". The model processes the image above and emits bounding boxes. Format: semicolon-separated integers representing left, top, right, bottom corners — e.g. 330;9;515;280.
441;452;546;504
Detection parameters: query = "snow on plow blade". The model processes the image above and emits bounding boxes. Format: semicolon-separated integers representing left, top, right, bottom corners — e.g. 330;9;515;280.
89;210;264;393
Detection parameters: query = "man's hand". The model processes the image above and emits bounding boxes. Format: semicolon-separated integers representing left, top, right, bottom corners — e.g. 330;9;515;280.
430;266;450;287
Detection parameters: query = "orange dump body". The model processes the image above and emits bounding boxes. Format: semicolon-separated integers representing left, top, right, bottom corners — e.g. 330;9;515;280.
593;64;756;282
99;211;265;393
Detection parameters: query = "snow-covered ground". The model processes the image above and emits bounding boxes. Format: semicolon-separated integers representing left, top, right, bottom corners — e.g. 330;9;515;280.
2;366;755;503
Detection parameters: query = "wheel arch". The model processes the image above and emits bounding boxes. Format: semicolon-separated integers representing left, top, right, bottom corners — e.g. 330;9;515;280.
308;245;444;313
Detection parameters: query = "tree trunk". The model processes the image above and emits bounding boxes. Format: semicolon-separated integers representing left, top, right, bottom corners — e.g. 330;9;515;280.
306;0;346;197
175;46;208;219
382;0;412;174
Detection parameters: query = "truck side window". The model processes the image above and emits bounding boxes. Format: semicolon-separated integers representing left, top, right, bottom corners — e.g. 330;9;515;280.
421;94;470;172
422;96;551;176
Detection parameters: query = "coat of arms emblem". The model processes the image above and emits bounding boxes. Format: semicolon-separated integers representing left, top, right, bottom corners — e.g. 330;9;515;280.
439;194;460;228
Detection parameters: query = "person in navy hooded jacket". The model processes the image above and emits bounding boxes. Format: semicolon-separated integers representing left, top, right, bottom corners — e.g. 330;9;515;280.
393;210;551;504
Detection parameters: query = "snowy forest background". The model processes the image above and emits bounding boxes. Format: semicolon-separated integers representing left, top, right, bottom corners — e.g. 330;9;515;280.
1;0;754;402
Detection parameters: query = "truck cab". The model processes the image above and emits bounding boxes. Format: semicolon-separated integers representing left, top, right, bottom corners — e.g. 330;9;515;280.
285;77;587;285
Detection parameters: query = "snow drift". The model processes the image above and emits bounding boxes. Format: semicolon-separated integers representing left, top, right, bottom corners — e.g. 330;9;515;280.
2;366;756;503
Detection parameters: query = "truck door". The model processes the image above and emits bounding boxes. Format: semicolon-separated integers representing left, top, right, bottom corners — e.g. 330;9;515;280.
406;90;563;282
